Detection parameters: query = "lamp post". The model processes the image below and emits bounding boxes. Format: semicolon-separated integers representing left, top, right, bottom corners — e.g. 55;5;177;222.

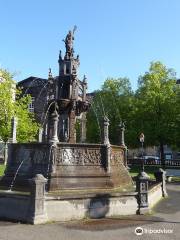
139;133;145;172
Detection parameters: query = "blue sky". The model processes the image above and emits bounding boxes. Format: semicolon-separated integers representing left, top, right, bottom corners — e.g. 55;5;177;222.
1;0;180;92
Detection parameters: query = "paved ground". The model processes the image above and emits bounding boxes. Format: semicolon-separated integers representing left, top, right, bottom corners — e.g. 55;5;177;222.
0;183;180;240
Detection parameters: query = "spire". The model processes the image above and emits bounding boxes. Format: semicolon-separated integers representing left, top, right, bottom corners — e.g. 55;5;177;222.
83;75;87;84
59;50;62;61
48;68;53;79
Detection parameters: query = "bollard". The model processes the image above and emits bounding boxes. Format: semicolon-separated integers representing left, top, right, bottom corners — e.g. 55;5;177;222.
136;171;150;214
28;174;48;224
154;168;168;197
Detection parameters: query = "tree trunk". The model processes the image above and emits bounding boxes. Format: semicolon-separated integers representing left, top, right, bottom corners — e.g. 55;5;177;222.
160;142;165;169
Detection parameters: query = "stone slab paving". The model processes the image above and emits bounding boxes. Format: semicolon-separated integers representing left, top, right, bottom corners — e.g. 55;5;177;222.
0;183;180;240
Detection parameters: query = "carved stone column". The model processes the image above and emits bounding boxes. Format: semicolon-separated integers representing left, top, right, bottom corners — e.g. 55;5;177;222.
9;117;17;143
38;127;43;143
69;110;76;143
80;113;87;143
102;116;110;145
118;122;128;167
82;75;87;101
47;108;59;144
118;121;125;146
101;116;111;172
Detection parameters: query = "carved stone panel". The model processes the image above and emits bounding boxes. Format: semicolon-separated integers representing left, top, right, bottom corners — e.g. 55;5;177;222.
110;147;124;165
56;146;102;166
140;182;147;192
7;144;51;176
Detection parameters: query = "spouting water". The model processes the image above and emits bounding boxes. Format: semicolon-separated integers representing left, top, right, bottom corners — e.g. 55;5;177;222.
23;77;39;96
99;93;106;117
41;100;56;128
36;82;48;102
46;144;54;178
9;159;25;191
91;102;102;140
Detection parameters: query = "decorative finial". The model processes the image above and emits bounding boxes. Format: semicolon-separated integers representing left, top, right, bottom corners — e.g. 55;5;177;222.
119;120;125;129
83;75;87;83
48;68;53;78
59;50;62;60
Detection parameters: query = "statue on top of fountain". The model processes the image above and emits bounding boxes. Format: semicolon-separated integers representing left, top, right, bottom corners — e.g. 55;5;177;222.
63;25;77;58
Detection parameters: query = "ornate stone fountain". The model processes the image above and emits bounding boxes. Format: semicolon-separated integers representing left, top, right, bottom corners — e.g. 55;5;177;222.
0;28;133;192
0;29;166;224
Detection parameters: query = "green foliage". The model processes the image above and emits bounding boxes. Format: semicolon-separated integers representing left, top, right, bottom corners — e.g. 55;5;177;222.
86;78;135;144
0;164;5;176
15;94;40;142
135;61;179;147
86;95;102;143
0;69;16;142
0;68;39;143
86;61;180;153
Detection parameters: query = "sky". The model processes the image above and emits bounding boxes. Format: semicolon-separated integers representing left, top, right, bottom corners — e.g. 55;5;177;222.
1;0;180;92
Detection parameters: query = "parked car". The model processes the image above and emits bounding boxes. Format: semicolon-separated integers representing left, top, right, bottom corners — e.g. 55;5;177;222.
133;155;160;164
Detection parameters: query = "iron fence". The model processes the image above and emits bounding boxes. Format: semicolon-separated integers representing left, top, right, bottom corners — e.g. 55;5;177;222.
127;158;180;167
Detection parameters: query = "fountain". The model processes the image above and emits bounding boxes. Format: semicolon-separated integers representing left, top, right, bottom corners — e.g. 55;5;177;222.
0;28;140;224
0;27;133;192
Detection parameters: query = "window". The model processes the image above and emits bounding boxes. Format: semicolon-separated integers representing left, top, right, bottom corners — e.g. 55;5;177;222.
66;68;70;74
29;97;35;112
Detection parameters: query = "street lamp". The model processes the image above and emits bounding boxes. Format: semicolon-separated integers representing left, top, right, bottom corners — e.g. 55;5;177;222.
139;133;145;172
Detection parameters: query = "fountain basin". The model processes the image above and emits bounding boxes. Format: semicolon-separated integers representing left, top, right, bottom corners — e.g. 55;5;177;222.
0;143;133;192
0;182;163;223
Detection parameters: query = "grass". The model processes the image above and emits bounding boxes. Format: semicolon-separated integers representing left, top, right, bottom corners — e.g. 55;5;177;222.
129;165;161;179
0;164;5;176
170;176;180;182
129;165;180;180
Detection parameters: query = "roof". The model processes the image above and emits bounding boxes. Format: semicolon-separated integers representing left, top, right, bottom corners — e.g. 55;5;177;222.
17;76;47;88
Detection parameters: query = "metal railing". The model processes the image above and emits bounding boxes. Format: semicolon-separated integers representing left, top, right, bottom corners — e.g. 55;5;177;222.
127;158;180;167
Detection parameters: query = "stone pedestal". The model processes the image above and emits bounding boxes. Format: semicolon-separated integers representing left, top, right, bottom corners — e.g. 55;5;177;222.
136;171;150;214
28;174;48;224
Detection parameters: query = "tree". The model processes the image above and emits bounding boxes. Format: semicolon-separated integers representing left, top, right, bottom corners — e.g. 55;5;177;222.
0;68;39;144
86;91;102;143
135;61;180;165
0;69;16;142
86;78;135;145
